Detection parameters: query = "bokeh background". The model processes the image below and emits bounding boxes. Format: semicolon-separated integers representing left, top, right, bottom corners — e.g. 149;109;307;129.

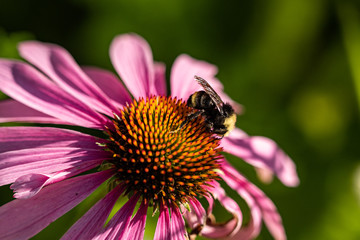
1;0;360;239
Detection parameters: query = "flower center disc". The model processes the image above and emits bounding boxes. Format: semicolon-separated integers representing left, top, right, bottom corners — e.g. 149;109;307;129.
105;96;222;208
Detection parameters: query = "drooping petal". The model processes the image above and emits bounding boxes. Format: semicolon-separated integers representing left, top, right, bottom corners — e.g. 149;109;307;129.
182;198;206;230
82;67;132;107
18;41;119;116
110;33;157;99
220;173;262;240
0;60;108;129
170;204;188;240
0;170;114;240
94;194;140;240
226;217;260;240
61;184;125;240
220;161;286;240
201;181;242;239
123;200;149;240
154;203;171;240
0;99;69;124
204;194;214;216
221;132;299;187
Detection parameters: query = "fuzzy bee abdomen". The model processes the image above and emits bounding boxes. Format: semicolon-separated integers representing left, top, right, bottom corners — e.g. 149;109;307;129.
188;91;214;110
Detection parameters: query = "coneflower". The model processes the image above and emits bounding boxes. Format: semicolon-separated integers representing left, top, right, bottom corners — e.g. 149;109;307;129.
0;33;298;240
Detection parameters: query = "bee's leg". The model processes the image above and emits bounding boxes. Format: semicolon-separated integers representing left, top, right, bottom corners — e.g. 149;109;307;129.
170;110;204;133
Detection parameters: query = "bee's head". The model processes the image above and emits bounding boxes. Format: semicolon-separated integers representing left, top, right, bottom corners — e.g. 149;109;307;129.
222;103;235;117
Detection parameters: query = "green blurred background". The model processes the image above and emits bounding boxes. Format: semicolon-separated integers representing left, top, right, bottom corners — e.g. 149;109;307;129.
1;0;360;239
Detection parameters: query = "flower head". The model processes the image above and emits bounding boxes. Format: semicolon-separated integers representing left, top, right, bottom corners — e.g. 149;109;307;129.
0;33;299;240
105;95;222;209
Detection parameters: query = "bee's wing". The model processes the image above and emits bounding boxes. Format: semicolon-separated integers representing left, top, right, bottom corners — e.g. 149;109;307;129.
194;75;224;115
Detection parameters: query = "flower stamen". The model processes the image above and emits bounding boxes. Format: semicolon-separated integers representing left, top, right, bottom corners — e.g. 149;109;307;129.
105;96;222;209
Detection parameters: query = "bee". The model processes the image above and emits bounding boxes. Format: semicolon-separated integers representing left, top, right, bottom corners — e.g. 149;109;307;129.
175;75;237;137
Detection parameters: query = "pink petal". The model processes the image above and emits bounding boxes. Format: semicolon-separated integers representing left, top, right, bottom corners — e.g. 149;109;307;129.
61;184;125;240
204;194;214;216
82;67;132;107
221;161;286;240
18;41;119;116
153;62;167;96
226;127;248;139
255;167;275;184
10;173;50;199
182;195;214;237
0;127;110;187
123;201;149;240
0;99;69;124
154;203;171;240
170;204;188;240
0;126;107;153
110;33;157;99
170;54;218;100
0;147;107;187
0;127;110;186
0;60;108;129
0;170;113;240
183;198;206;230
94;194;140;240
220;172;262;239
201;181;242;239
222;132;299;187
226;217;261;240
11;160;108;199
